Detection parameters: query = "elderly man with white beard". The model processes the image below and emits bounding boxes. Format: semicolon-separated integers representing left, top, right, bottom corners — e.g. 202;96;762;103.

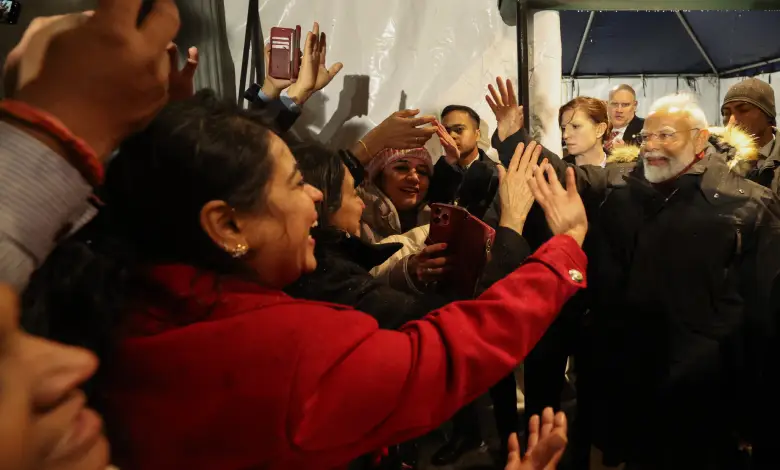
486;81;780;470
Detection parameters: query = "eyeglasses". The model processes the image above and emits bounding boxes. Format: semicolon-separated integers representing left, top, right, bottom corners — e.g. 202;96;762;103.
638;128;700;145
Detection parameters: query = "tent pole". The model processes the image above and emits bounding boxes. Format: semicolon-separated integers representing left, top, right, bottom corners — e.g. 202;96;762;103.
721;57;780;76
563;73;716;79
570;11;594;77
516;0;531;130
716;76;722;125
675;12;719;76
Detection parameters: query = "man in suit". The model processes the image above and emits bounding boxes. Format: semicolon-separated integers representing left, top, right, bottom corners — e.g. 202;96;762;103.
605;84;644;150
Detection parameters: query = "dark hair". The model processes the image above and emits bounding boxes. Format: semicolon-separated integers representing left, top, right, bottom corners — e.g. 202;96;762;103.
21;89;281;406
288;142;346;230
442;105;481;128
102;89;277;271
559;97;613;141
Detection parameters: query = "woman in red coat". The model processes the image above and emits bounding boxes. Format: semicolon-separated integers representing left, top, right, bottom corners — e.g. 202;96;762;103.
23;91;588;470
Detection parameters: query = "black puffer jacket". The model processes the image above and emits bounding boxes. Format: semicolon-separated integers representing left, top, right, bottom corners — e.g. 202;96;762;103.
745;128;780;197
493;127;780;470
285;229;445;329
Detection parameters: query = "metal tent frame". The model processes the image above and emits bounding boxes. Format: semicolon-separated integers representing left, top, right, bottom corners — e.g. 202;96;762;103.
505;1;780;130
564;10;780;79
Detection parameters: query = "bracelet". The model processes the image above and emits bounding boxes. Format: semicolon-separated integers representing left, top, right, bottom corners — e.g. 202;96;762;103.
0;100;103;187
358;139;371;158
402;255;425;295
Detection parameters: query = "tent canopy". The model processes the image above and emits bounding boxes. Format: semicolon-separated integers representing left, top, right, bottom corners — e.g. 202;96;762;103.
560;10;780;77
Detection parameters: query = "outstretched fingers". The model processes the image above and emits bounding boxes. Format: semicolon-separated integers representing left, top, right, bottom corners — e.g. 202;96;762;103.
507;78;518;106
545;163;565;194
508;142;527;173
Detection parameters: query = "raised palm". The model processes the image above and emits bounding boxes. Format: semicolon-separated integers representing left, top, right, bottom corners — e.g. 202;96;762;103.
167;44;199;102
289;22;343;102
435;120;460;164
528;163;588;247
505;409;568;470
487;76;524;141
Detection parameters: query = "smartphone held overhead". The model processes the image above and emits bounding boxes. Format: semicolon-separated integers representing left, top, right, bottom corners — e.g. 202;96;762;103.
269;26;302;81
0;0;21;25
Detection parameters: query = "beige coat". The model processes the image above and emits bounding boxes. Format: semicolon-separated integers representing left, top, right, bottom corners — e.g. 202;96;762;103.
358;182;430;244
359;183;431;291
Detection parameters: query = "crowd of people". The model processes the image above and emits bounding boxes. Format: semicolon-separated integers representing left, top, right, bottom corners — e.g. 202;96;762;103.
1;2;780;470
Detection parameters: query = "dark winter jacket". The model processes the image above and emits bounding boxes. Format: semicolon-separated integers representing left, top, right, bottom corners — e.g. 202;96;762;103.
493;126;780;469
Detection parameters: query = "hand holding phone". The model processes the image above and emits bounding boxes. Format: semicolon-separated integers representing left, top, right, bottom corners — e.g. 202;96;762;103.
286;22;344;105
428;203;496;298
268;26;302;81
408;243;451;285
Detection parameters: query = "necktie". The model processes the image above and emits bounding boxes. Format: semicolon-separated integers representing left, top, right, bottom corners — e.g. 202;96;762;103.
606;131;620;150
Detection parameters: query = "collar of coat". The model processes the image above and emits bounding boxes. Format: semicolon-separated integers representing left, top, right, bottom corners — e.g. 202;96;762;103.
358;182;431;244
606;125;759;176
313;227;404;271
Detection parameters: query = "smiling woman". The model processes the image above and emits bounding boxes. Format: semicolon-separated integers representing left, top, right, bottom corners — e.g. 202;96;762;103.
17;86;590;470
360;147;434;243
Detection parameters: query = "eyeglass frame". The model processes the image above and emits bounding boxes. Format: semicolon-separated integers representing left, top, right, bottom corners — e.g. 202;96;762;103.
637;128;701;146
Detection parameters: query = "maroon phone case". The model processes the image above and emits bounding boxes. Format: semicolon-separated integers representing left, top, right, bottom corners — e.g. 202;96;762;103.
269;26;302;81
428;204;496;298
291;25;302;80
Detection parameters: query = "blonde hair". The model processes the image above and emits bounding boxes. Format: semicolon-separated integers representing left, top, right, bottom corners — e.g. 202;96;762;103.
648;93;709;130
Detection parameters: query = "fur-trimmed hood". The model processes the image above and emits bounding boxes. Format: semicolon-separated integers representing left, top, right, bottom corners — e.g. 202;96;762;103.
605;126;759;175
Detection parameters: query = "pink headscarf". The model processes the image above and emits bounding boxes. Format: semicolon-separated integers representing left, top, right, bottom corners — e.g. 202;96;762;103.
365;147;434;181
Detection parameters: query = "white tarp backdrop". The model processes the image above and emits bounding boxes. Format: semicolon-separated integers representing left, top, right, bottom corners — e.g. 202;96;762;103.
224;0;521;160
224;2;779;154
527;11;563;157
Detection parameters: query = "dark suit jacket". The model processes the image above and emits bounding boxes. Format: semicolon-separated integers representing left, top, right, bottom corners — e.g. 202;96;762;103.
621;115;645;146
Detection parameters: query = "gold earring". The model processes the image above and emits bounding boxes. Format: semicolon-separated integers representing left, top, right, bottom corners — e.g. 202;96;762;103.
225;243;248;258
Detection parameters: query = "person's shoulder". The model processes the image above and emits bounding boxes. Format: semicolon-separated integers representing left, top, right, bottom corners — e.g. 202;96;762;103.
705;164;778;219
477;149;499;167
219;290;377;338
604;162;636;186
625;116;645;135
605;145;640;187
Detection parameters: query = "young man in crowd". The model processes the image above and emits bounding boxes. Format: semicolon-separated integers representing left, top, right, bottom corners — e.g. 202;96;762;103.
426;104;521;467
605;84;644;150
721;77;780;194
428;104;500;219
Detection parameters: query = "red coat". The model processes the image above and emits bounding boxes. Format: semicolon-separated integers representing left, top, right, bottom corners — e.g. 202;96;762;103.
104;235;586;470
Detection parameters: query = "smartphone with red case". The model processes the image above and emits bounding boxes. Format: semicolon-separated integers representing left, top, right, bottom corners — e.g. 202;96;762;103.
428;203;496;298
269;26;302;81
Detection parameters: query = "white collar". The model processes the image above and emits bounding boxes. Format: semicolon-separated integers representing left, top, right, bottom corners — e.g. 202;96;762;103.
759;135;776;158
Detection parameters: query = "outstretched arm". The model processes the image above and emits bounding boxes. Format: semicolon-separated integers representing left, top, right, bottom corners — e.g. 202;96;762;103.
486;77;608;197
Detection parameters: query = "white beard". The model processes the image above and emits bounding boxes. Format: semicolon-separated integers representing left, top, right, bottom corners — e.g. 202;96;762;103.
642;153;695;183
